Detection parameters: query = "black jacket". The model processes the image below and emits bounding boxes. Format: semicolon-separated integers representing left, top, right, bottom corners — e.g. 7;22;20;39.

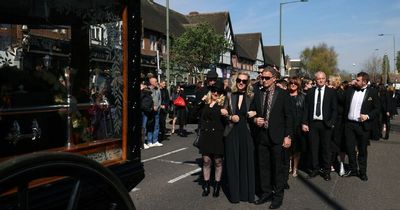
250;87;293;144
344;87;380;130
141;88;153;115
302;86;338;128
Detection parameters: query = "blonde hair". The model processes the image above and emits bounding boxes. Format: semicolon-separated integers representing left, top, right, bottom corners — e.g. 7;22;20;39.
231;71;254;97
387;85;395;92
205;91;225;106
329;74;341;89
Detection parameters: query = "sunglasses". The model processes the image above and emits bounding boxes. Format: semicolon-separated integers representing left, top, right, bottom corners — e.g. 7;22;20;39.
261;76;272;81
236;78;248;84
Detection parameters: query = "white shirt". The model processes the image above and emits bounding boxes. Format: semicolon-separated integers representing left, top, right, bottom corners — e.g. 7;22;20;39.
313;85;325;120
348;88;367;121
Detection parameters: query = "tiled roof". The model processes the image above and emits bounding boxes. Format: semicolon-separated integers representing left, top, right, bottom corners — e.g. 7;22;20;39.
141;0;189;36
185;12;229;35
235;33;262;61
263;45;285;67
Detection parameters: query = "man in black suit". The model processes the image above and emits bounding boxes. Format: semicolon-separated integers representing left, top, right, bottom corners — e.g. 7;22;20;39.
343;72;380;181
250;67;293;209
302;71;337;181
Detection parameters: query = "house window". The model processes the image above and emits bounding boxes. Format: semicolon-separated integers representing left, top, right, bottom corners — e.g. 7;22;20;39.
150;35;157;51
141;39;145;49
161;39;166;53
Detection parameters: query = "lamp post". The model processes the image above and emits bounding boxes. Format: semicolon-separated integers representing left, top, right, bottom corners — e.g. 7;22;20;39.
166;0;170;86
279;0;308;77
378;33;396;73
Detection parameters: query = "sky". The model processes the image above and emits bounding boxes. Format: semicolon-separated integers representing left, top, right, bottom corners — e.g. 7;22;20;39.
154;0;400;73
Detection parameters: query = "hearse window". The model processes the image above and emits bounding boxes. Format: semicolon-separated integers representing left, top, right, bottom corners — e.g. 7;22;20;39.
0;5;124;159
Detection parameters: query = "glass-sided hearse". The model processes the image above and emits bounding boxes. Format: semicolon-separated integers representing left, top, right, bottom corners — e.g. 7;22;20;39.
0;1;143;209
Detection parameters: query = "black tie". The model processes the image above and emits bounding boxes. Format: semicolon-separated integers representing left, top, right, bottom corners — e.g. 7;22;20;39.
316;88;321;117
263;90;269;116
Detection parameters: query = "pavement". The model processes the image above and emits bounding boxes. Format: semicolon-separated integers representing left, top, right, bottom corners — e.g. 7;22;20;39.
130;114;400;210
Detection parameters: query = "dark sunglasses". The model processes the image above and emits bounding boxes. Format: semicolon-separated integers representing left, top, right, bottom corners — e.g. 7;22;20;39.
236;78;248;84
261;76;272;81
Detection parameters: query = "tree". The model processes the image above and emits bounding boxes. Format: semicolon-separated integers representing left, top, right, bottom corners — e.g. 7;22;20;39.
170;23;230;82
361;54;382;83
382;54;390;84
300;43;338;76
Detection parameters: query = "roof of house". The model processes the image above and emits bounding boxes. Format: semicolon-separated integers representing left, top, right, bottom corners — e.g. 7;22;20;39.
185;11;229;35
263;45;286;67
235;33;262;61
141;0;189;36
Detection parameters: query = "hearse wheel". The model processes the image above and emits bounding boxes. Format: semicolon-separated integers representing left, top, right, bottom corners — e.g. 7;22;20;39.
0;152;135;210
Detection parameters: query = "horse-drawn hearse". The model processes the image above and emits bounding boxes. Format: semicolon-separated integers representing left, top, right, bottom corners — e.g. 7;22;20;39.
0;1;143;209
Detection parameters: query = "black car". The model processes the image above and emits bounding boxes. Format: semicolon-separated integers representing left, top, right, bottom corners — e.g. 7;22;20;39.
181;84;198;123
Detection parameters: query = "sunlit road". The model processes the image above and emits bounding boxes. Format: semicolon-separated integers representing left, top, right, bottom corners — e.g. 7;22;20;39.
130;115;400;210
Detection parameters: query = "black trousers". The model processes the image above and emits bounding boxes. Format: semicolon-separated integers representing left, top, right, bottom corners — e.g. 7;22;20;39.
257;130;285;200
345;121;369;174
309;121;332;173
159;109;168;141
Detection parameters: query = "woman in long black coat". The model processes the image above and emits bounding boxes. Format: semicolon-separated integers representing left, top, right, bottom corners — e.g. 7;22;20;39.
223;72;256;203
197;82;226;197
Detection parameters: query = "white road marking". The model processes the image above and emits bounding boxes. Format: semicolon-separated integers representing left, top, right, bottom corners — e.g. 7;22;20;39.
167;168;202;184
142;147;187;163
130;187;140;192
158;159;198;166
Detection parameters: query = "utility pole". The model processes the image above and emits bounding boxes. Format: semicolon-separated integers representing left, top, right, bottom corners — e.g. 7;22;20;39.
166;0;170;86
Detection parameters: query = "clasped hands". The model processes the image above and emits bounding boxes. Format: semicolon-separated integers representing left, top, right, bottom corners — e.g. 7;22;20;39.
220;109;257;123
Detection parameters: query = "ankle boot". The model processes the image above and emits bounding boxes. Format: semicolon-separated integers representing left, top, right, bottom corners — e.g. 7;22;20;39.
202;180;210;197
212;181;221;197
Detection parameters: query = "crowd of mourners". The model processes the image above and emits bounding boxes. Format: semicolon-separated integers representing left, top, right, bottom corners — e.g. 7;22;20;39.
140;65;399;209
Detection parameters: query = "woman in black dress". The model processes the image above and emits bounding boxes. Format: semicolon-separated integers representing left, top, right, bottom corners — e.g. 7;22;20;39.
328;75;346;176
222;72;256;203
288;76;306;177
197;82;226;197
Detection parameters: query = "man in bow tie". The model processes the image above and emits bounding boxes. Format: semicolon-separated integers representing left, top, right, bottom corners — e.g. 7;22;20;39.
343;72;380;181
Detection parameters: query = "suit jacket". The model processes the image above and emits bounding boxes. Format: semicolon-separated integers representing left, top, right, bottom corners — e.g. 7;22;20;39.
302;86;338;128
223;92;253;136
250;86;293;145
344;87;380;130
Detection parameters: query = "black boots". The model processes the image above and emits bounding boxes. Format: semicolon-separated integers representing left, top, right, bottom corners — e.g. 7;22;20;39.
212;181;221;197
202;181;221;197
202;180;210;197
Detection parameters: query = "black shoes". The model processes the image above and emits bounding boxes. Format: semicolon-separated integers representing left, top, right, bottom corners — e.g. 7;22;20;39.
343;170;358;177
254;193;273;205
359;174;368;181
308;170;319;178
269;199;283;209
323;173;331;181
284;183;290;190
212;181;221;197
202;181;210;197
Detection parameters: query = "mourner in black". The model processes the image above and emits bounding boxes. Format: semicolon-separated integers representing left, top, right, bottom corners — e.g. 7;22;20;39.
343;72;380;181
197;81;226;197
250;67;293;209
302;71;337;181
222;71;256;203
